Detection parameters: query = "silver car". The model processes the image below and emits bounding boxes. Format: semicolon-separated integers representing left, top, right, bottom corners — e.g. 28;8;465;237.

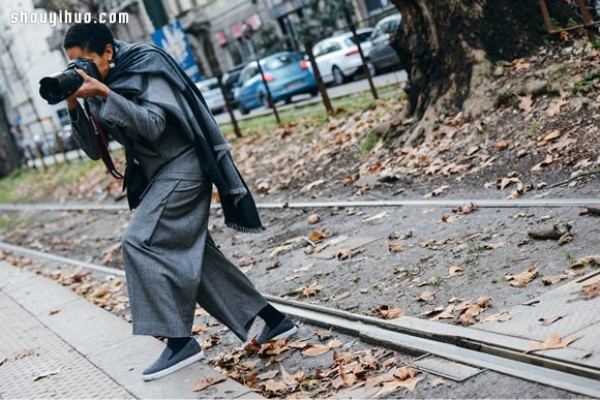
196;78;226;114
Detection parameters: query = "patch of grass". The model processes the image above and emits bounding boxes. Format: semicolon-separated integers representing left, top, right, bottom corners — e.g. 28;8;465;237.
563;251;575;266
468;243;485;254
0;214;30;232
527;121;540;136
572;71;600;95
222;85;405;139
361;130;380;154
0;158;98;203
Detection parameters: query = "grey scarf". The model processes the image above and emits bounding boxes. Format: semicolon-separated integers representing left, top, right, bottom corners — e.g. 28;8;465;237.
105;40;264;233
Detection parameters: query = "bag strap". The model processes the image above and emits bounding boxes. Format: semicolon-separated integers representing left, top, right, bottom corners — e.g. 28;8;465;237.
82;99;124;180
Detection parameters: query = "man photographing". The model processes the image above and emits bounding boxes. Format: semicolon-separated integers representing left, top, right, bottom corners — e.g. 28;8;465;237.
42;21;297;381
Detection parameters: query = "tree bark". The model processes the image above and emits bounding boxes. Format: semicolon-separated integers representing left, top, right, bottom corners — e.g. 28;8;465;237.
389;0;573;142
0;97;22;178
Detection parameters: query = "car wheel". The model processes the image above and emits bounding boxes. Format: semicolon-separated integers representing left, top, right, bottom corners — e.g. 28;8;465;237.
332;66;346;85
284;97;292;105
309;88;319;97
239;104;249;115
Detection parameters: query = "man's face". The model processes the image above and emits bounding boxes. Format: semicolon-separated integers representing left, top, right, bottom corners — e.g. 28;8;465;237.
65;44;113;81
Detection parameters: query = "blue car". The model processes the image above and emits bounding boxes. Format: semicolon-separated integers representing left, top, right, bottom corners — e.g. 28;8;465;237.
234;51;318;115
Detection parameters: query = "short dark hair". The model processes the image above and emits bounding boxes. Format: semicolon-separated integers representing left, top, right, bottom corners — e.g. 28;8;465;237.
63;20;115;55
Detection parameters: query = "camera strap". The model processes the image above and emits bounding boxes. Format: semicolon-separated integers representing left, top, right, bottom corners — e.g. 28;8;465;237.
83;99;124;180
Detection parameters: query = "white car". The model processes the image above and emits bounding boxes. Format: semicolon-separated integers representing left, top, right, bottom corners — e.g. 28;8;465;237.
196;77;226;114
312;28;374;85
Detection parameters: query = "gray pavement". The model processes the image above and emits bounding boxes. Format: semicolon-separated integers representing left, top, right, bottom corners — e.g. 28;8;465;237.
0;261;262;399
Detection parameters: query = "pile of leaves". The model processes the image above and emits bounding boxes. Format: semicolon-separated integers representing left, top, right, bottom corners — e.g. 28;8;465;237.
210;333;427;398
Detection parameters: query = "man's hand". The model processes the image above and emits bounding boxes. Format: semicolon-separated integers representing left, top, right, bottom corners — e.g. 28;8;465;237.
71;69;110;101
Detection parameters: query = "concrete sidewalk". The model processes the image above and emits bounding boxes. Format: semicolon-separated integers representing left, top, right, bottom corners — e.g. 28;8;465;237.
0;261;262;399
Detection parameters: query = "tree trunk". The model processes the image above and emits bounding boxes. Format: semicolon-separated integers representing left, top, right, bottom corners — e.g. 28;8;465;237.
0;97;21;178
389;0;573;143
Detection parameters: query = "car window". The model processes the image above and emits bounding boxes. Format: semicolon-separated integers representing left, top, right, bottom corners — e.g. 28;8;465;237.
358;31;373;42
199;81;219;91
371;27;382;40
324;42;342;54
313;44;323;57
241;66;259;83
346;32;373;46
265;54;296;70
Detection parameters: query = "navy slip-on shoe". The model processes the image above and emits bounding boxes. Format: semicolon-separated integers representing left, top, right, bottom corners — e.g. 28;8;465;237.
142;338;204;381
256;315;298;345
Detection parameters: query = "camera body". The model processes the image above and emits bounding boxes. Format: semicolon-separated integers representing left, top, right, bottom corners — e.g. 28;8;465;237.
39;57;101;105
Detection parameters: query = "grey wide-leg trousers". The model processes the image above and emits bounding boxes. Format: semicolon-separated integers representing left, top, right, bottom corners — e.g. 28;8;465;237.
121;169;267;341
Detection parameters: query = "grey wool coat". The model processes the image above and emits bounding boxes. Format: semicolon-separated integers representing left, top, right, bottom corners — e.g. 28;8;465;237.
69;47;267;340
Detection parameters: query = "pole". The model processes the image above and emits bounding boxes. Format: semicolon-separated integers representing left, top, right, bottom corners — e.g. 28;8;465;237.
343;1;378;100
203;36;242;137
0;33;52;170
576;0;597;39
304;41;334;115
256;58;281;124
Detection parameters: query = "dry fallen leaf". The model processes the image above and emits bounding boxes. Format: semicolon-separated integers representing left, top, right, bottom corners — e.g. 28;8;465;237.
495;140;510;151
430;378;445;388
302;284;323;297
454;202;476;214
580;282;600;300
389;243;404;253
308;214;321;224
314;329;332;340
415;290;437;302
373;305;404;319
541;275;569;286
484;242;505;250
193;375;227;392
308;230;327;242
424;185;450;198
256;369;279;381
519;94;533;113
448;265;464;276
192;324;208;335
262;379;288;392
505;267;538;287
302;343;331;357
527;332;578;353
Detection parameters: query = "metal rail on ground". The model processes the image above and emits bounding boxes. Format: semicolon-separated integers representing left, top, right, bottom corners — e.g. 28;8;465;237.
0;198;599;213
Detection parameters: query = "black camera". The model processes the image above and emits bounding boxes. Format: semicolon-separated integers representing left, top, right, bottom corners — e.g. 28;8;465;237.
39;57;101;105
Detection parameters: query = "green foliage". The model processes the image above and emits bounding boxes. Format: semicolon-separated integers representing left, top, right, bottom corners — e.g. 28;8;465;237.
572;70;600;94
295;0;353;45
252;23;287;58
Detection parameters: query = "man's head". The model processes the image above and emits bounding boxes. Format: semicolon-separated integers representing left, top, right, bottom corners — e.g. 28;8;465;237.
63;21;115;81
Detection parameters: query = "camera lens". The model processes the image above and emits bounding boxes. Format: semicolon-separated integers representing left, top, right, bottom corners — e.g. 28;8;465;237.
39;69;84;105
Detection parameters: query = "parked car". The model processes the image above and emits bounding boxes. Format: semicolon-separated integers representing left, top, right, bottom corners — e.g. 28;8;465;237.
196;77;226;114
234;51;318;115
222;64;245;105
311;28;374;86
366;14;402;73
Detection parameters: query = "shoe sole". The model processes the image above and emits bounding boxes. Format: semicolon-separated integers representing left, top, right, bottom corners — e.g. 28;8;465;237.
265;324;298;343
142;349;204;381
